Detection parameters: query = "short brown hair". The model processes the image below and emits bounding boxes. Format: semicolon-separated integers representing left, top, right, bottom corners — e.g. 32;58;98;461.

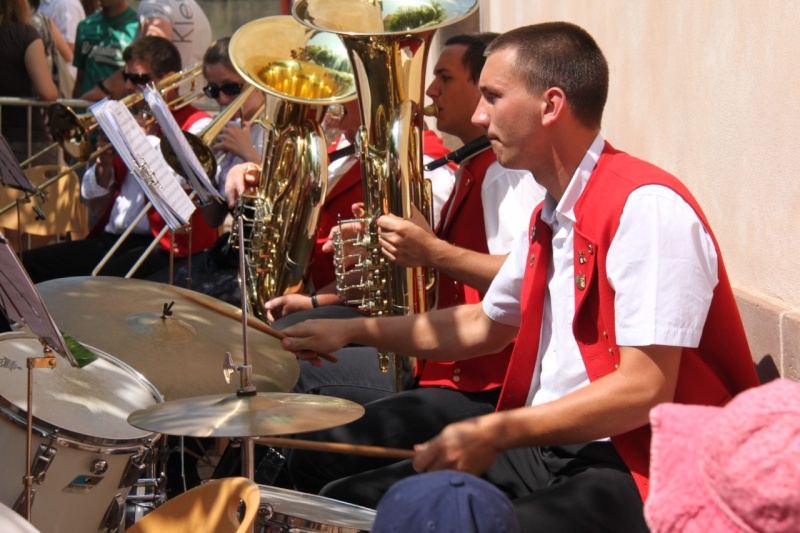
487;22;609;129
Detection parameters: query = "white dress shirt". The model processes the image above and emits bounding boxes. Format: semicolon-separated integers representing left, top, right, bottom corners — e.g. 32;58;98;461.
483;135;718;409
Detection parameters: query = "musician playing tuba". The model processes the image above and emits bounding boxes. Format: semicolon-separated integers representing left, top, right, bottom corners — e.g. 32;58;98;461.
282;32;545;501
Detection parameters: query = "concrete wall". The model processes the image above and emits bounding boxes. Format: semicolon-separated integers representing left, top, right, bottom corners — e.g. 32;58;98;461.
478;0;800;380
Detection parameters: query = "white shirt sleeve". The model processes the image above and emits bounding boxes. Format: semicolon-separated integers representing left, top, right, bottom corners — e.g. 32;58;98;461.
423;156;455;230
80;163;113;200
607;185;718;347
481;162;545;254
482;227;527;327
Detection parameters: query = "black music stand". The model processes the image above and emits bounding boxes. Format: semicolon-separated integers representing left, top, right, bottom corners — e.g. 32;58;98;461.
0;231;76;522
0;135;48;253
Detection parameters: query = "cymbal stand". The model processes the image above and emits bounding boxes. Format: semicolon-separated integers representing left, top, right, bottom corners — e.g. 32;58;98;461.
220;216;258;480
20;341;58;522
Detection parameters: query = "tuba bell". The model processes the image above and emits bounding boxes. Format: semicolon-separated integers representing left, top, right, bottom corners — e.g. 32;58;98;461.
228;16;357;321
293;0;479;382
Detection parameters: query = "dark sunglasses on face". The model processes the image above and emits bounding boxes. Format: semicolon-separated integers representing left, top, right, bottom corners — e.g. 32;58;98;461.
122;71;155;85
203;82;244;99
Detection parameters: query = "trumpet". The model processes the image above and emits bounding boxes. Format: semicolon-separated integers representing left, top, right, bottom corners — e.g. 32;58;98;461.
0;64;206;214
48;63;205;161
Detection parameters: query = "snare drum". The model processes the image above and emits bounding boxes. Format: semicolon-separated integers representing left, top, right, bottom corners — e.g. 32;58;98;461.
257;486;375;532
0;332;162;533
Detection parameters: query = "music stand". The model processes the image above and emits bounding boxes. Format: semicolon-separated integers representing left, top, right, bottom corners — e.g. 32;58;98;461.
0;134;47;252
0;230;76;521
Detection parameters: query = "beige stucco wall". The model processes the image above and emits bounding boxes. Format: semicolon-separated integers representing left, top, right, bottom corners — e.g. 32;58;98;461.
477;1;800;378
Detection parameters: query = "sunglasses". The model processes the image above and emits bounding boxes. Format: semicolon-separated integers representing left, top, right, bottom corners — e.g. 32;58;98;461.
122;71;155;85
203;82;244;99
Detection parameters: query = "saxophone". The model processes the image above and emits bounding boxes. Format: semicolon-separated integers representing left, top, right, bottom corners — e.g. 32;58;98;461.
227;16;357;321
294;0;479;385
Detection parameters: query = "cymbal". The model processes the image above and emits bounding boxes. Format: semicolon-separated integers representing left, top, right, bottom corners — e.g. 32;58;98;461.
128;392;365;438
35;276;300;401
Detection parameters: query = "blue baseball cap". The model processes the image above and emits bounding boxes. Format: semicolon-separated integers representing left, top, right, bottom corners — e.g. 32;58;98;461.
372;471;520;533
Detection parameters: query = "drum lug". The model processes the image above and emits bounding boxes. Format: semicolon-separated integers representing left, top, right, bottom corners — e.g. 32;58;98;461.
100;493;126;533
31;442;57;483
119;448;150;488
11;439;58;514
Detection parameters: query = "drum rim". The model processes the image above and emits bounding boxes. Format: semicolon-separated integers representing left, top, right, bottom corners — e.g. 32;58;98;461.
257;485;376;531
0;332;163;449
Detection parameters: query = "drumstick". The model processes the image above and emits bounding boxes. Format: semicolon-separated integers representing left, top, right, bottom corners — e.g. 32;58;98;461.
256;437;415;460
165;287;338;363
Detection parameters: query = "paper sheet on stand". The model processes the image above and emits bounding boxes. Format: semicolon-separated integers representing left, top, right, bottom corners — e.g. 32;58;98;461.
144;86;222;205
89;99;195;230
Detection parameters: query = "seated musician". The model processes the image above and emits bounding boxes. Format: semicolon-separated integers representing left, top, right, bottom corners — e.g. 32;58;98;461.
22;36;217;282
146;36;266;300
279;23;761;529
224;97;458;405
270;32;543;495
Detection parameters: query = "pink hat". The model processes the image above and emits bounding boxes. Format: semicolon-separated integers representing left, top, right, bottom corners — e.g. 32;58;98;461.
645;378;800;533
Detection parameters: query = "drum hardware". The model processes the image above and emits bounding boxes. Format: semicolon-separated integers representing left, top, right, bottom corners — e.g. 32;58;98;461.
100;493;126;533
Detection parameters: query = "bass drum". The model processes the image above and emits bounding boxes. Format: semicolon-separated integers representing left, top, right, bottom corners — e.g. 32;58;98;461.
257;486;375;532
0;332;162;533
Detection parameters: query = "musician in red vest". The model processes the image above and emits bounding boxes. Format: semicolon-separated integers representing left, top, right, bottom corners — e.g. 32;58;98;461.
282;33;543;496
281;23;760;529
22;36;217;282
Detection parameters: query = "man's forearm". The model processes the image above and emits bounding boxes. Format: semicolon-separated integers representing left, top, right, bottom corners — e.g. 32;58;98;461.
427;239;507;292
345;303;516;360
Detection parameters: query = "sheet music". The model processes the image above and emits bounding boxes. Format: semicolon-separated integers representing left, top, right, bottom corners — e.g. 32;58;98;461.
0;231;76;365
90;99;196;230
144;86;222;206
0;134;37;193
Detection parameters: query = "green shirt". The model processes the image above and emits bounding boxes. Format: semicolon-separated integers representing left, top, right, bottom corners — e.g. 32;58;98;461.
73;7;138;95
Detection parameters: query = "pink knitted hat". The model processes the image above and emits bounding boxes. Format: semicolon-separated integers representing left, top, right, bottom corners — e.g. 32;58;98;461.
645;378;800;533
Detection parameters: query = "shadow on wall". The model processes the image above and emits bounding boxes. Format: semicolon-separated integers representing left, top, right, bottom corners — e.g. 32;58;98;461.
756;356;781;385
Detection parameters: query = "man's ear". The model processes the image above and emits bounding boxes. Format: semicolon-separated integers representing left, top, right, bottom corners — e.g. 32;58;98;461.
541;87;567;127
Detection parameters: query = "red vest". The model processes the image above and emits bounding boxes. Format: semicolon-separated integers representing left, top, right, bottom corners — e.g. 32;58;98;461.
146;105;218;257
418;149;514;392
496;143;759;500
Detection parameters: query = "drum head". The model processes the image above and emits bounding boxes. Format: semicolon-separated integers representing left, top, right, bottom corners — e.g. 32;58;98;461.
258;485;375;532
0;332;159;444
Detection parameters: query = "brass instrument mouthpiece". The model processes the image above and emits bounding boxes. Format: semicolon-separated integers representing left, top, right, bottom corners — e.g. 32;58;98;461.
423;103;438;116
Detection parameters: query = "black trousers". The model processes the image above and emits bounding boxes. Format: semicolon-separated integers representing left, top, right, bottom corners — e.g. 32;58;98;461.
286;385;500;494
273;306;412;406
21;232;169;283
321;442;649;533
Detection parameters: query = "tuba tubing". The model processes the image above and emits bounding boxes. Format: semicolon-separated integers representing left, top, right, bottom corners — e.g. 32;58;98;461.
294;0;479;386
227;15;357;321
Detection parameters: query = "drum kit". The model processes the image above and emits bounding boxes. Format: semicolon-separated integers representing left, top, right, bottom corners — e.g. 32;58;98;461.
0;274;380;532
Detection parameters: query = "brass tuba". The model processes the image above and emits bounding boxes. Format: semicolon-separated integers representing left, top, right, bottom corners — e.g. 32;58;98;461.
293;0;479;379
228;16;357;321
